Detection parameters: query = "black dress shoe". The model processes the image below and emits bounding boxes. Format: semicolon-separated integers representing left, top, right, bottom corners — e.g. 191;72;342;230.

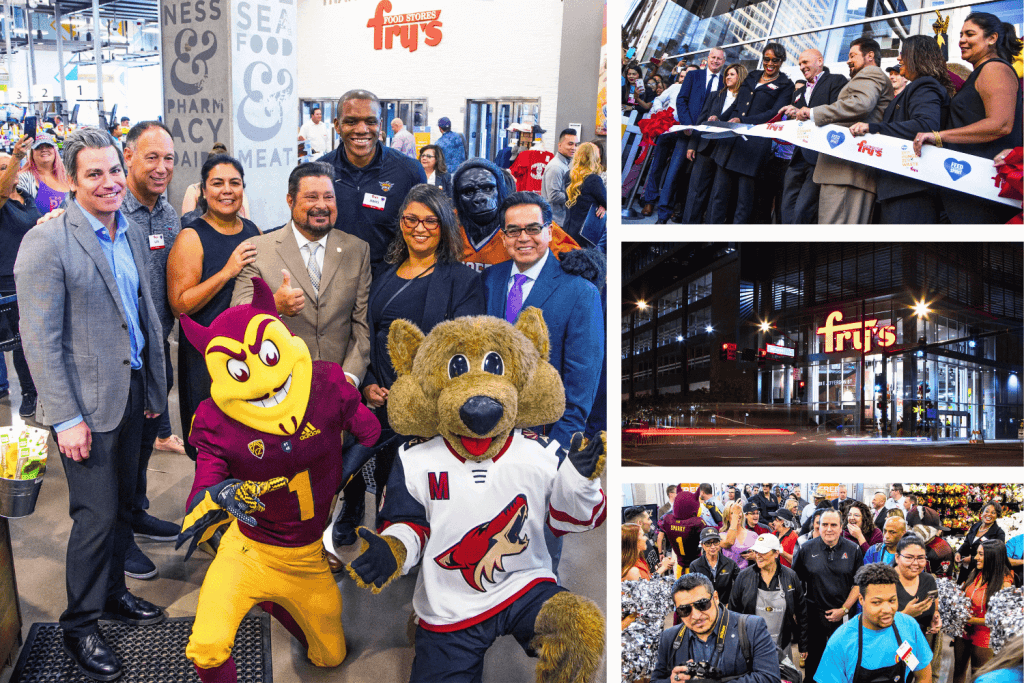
63;632;123;681
332;499;365;548
18;393;36;418
101;592;165;626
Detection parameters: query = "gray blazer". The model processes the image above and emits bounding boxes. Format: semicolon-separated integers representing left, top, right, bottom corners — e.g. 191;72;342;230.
14;200;167;431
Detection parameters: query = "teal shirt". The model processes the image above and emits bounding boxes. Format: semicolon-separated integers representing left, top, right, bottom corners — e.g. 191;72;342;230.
814;612;932;683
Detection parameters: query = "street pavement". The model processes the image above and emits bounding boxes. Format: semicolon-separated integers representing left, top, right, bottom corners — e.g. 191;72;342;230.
622;434;1024;467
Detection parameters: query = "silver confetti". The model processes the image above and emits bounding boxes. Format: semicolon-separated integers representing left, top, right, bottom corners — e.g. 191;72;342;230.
621;576;676;680
985;586;1024;653
937;577;973;638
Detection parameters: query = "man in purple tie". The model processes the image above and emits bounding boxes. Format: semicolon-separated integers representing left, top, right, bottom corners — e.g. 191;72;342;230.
482;192;603;453
481;192;603;578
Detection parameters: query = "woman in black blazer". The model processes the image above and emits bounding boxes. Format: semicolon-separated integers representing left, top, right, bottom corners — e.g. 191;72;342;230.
850;35;953;224
362;183;485;509
955;500;1006;584
682;63;748;224
419;144;453;199
706;43;794;224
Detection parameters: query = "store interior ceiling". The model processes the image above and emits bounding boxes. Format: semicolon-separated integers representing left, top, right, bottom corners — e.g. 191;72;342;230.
1;0;158;64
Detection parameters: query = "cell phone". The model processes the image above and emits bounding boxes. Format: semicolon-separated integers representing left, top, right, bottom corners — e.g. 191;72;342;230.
23;115;37;139
926;590;939;598
626;46;636;59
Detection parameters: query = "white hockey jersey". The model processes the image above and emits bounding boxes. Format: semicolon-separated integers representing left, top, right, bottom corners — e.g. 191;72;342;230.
378;430;606;631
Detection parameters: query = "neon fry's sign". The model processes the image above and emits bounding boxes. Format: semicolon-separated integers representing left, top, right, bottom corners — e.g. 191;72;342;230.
816;311;896;353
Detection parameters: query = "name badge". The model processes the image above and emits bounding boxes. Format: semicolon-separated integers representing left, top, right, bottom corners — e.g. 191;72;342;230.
768;83;778;90
148;234;165;250
363;193;386;211
896;641;919;669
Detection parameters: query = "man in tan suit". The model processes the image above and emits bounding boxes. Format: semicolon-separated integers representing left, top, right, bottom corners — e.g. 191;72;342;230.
782;37;893;224
231;161;371;385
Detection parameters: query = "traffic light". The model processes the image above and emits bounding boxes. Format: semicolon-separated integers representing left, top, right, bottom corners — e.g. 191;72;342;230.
757;349;767;368
797;380;807;399
720;343;737;361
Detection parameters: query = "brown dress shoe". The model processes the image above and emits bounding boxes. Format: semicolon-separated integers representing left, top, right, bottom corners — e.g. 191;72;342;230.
326;552;344;573
642;203;654;217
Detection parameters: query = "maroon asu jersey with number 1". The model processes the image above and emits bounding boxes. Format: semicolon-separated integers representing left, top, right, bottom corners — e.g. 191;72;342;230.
187;360;376;547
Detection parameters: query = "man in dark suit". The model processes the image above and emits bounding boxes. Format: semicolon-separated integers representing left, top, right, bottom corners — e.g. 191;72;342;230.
779;49;847;223
482;192;603;577
482;192;603;451
870;491;889;530
831;484;850;510
15;128;168;681
655;47;725;223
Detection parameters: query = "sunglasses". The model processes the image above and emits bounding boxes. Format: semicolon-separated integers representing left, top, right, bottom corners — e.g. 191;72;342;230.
676;597;715;618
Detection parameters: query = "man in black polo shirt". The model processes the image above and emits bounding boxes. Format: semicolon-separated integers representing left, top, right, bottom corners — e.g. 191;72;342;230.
318;89;426;276
792;508;864;682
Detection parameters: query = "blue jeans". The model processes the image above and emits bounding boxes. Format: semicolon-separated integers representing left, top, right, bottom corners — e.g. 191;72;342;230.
641;134;676;204
657;132;691;221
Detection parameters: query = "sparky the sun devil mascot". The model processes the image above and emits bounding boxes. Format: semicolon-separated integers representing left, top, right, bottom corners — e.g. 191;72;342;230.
348;309;607;683
175;278;381;683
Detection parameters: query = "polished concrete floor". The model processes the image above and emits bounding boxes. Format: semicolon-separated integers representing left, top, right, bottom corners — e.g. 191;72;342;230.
0;336;608;683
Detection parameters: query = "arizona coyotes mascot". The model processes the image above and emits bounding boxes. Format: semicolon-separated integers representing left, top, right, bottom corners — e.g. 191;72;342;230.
348;309;606;683
175;278;380;683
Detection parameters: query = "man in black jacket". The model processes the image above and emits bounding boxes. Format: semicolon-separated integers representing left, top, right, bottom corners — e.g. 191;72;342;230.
651;573;780;683
792;508;864;682
318;89;426;277
688;528;740;608
779;49;847;223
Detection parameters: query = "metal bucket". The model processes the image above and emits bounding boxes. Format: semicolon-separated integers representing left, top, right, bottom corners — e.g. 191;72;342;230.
0;476;44;518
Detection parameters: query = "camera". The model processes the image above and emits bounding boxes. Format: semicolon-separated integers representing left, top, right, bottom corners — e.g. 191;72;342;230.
683;661;723;680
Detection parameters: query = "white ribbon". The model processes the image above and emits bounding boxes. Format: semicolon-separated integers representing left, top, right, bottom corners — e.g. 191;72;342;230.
672;120;1018;207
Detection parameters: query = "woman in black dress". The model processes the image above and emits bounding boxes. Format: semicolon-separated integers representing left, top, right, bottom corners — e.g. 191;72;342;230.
166;154;261;460
913;12;1022;223
706;43;794;223
955;500;1006;584
850;35;953;223
361;184;485;512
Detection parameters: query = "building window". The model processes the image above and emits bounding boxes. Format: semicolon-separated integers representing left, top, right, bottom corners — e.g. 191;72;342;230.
634;330;652;355
687;307;711;337
465;98;540;161
659;287;684;316
658;318;683;347
688;272;711;303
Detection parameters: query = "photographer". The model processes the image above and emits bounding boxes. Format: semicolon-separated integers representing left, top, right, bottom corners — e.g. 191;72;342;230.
651;573;780;683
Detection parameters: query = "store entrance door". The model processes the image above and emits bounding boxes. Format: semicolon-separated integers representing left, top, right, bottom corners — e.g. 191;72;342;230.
466;98;540;161
381;99;429;153
937;411;970;440
297;98;339;159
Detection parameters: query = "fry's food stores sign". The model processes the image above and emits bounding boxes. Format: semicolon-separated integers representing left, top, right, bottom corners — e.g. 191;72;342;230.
816;311;896;354
367;1;442;52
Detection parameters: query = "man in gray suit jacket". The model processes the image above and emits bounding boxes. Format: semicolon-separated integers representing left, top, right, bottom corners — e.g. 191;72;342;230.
14;128;168;681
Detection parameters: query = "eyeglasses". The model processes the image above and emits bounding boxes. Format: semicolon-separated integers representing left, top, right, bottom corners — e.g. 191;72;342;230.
763;56;783;64
702;539;720;546
401;215;440;230
503;223;547;238
675;597;714;618
899;554;928;564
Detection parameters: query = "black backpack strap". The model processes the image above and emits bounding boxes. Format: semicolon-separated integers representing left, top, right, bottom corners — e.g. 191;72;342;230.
737;613;752;671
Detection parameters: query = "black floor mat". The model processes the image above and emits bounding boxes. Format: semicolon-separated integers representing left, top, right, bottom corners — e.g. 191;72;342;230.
9;613;272;682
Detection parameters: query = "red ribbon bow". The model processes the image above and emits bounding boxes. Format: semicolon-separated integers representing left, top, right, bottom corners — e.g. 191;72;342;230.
634;108;677;165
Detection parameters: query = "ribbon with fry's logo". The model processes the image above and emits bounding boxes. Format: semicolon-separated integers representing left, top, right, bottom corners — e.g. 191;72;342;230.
672;119;1019;208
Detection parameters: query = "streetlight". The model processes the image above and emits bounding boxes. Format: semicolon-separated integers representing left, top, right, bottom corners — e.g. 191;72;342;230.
759;321;771;333
705;324;714;333
913;300;930;318
637;300;648;311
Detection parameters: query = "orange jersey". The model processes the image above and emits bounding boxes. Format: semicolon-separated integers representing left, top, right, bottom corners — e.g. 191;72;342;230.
460;223;580;273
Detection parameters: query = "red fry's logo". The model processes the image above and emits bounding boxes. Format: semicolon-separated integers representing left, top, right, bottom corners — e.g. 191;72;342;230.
856;140;883;157
434;495;529;592
367;0;443;53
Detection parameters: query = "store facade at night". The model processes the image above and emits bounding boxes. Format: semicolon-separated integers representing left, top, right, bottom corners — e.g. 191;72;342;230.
622;243;1024;439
